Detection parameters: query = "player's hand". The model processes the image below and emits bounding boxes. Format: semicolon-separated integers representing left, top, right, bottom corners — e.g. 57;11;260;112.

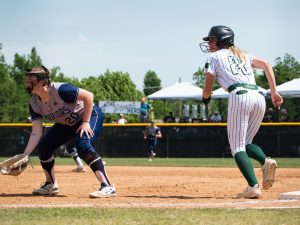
77;122;94;138
271;92;283;109
202;95;211;105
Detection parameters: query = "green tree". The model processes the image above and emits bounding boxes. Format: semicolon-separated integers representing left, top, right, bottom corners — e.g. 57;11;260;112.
0;44;28;122
7;47;45;122
50;66;80;85
81;70;143;122
256;53;300;88
272;54;300;120
193;67;220;90
143;70;161;96
273;53;300;84
10;47;43;86
193;67;205;88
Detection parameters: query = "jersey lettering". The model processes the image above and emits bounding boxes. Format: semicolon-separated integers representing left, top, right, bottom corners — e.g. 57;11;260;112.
228;56;251;76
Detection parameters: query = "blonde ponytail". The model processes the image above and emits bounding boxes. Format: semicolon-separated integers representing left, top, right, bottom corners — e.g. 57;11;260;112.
229;46;247;63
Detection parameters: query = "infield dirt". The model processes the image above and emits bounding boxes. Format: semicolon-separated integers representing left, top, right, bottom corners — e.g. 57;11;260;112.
0;166;299;208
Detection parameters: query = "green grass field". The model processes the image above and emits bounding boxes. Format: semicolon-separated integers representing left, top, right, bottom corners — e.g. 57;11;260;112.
0;157;299;224
0;208;299;225
1;156;299;168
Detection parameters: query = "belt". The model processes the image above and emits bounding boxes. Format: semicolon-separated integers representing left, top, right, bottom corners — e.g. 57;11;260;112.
228;83;258;93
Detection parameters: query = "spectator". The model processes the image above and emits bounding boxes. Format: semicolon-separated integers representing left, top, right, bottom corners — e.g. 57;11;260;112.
263;107;275;122
279;108;290;122
143;120;162;161
140;97;151;123
148;99;155;121
209;111;222;122
117;114;128;124
164;112;175;123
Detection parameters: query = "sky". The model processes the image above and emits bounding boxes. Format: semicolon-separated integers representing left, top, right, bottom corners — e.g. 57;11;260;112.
1;0;299;90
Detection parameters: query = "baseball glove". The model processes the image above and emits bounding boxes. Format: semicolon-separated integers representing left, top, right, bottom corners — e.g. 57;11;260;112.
0;154;29;176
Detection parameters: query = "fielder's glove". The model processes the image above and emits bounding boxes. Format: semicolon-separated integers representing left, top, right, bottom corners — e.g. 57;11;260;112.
202;95;211;105
0;154;29;176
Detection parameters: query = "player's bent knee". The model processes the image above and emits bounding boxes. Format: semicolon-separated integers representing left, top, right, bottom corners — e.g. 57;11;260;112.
81;151;101;166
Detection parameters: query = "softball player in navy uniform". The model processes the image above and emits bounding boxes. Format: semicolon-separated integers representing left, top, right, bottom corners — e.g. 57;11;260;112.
23;66;115;198
144;121;162;161
200;26;283;198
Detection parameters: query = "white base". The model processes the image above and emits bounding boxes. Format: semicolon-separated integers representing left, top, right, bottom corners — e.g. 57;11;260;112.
279;191;300;200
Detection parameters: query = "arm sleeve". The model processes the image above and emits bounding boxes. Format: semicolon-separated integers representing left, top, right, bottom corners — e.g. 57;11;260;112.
204;56;216;76
58;83;79;103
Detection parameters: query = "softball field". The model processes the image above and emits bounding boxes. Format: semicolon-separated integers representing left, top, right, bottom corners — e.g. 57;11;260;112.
0;165;299;209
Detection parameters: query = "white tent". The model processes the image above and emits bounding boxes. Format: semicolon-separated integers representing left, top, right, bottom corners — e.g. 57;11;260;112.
212;86;267;99
268;78;300;97
148;82;203;100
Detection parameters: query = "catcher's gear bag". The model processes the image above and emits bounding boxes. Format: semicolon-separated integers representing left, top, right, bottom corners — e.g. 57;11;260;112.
0;154;29;176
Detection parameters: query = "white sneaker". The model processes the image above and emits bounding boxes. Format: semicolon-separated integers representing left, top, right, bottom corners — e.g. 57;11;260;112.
148;158;152;161
32;181;60;195
236;184;262;199
89;184;117;198
72;165;86;172
262;157;277;190
152;152;156;157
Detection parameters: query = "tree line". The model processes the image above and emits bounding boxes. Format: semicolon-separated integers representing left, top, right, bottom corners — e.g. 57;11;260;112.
0;44;299;122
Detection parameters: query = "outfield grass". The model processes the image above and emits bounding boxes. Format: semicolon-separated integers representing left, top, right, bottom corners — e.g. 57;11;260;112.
1;156;298;168
0;208;299;225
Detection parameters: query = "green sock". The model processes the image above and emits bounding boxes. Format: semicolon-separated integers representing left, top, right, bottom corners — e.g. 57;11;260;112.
234;151;258;187
246;144;266;165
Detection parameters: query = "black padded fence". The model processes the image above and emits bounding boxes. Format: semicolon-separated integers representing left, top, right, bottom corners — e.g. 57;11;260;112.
0;123;300;158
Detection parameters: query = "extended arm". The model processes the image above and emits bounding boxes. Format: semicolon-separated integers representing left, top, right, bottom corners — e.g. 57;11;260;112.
23;119;43;156
76;88;94;138
252;58;283;109
202;73;215;104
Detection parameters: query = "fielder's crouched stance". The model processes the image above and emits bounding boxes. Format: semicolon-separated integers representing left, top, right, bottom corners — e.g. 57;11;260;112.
200;25;283;199
20;66;115;198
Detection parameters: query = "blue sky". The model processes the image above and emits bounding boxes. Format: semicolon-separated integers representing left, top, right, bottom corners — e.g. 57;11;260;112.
1;0;299;90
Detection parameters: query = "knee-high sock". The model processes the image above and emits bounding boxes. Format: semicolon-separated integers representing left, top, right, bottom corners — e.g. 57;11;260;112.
90;158;111;186
234;151;258;187
246;144;266;165
40;157;55;184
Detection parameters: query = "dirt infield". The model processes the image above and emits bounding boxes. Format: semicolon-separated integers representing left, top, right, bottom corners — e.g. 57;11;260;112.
0;165;299;208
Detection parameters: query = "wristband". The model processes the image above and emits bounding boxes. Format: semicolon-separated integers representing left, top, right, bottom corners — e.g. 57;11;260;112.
82;121;90;123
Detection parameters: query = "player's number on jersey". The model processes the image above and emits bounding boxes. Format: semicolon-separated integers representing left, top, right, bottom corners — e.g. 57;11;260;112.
65;112;80;124
228;56;251;76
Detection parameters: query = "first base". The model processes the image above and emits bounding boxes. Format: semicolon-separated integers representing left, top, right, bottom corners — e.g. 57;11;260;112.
279;191;300;200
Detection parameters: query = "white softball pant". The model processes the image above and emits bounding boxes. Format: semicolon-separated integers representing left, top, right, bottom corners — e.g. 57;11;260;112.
227;89;266;156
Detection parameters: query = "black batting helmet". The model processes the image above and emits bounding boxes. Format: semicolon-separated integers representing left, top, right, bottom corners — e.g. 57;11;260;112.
203;25;234;48
199;25;234;52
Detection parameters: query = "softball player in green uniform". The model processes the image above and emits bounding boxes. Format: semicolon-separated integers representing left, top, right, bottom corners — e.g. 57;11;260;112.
200;25;283;198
